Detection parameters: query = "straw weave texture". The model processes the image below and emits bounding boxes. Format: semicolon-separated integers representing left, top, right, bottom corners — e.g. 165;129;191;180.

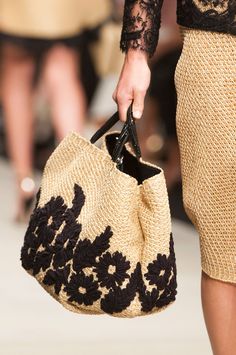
21;131;177;317
175;28;236;283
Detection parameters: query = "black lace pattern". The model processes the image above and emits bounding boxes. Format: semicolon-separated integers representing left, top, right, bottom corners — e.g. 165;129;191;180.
120;0;236;58
21;183;177;315
120;0;164;57
177;0;236;35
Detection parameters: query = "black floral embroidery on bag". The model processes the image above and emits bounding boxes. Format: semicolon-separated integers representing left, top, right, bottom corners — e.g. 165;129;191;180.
21;184;85;274
145;254;172;288
21;227;42;271
51;223;82;269
138;233;177;312
144;233;175;289
31;195;68;246
43;264;70;295
101;263;142;314
64;272;101;306
72;226;112;273
32;249;54;276
95;251;130;289
21;183;177;315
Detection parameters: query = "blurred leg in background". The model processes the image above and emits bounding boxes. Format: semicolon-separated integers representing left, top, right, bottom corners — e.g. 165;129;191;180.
0;0;110;222
1;42;36;221
88;0;125;132
0;41;87;221
42;44;87;141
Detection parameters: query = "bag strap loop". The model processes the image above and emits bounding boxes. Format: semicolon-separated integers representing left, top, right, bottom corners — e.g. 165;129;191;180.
90;102;142;166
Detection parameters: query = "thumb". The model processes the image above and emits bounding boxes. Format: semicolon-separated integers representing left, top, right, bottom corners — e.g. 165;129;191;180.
132;90;145;119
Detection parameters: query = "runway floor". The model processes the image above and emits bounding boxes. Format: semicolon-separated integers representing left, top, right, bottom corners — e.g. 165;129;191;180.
0;158;212;355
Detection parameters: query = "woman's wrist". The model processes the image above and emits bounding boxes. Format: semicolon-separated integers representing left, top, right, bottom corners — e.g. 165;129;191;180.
125;48;149;64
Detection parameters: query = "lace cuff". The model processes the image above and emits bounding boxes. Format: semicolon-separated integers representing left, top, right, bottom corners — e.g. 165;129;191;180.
120;0;164;58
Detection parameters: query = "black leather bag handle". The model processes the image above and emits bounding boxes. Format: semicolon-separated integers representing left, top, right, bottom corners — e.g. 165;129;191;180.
90;110;120;144
90;102;142;167
111;104;141;162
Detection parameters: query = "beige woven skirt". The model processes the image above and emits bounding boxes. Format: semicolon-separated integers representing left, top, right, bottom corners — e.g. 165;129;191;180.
174;28;236;283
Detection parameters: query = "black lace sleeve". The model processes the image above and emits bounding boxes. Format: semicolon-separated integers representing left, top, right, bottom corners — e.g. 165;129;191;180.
120;0;164;58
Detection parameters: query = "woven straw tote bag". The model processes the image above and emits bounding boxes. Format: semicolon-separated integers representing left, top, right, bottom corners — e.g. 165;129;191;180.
20;103;177;318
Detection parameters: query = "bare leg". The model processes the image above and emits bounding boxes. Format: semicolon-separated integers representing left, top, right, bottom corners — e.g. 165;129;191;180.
1;43;36;220
201;271;236;355
1;43;35;178
42;44;87;141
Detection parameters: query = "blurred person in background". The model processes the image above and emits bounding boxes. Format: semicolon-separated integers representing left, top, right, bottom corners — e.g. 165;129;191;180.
0;0;109;222
88;0;125;129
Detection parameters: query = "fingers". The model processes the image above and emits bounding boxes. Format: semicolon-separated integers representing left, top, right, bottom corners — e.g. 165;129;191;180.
112;86;132;122
113;85;145;122
132;89;145;119
119;101;133;122
112;55;150;123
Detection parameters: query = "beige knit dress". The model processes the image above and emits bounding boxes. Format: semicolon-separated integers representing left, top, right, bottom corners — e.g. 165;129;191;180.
0;0;110;38
175;27;236;283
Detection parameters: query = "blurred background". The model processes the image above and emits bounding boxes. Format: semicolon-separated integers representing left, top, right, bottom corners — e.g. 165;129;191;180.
0;1;211;354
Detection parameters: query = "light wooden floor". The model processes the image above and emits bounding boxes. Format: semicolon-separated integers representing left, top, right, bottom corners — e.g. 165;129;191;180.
0;158;212;355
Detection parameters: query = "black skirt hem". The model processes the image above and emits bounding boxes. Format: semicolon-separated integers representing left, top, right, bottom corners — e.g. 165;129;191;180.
0;31;83;54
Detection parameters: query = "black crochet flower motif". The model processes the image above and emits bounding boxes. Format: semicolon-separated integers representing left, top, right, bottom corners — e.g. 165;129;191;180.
138;233;177;313
50;221;82;269
21;243;36;271
43;264;70;295
64;272;101;306
145;233;175;288
144;254;172;290
32;249;53;276
155;274;177;309
21;188;44;270
21;184;85;275
21;182;177;314
31;195;68;248
101;234;177;315
101;263;141;314
72;226;112;273
95;251;130;289
21;228;43;271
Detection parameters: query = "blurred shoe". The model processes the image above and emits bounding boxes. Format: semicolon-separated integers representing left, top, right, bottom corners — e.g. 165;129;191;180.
15;176;36;223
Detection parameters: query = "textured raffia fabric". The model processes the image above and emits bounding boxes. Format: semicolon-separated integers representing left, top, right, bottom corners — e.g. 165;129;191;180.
175;28;236;283
20;131;177;317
